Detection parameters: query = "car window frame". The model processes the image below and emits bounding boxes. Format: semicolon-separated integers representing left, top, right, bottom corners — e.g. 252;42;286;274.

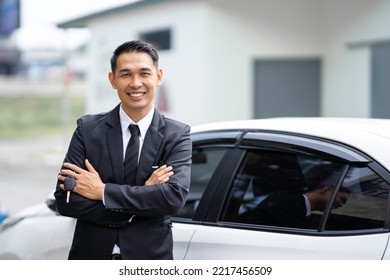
241;130;371;163
319;163;390;232
202;129;390;236
171;130;243;223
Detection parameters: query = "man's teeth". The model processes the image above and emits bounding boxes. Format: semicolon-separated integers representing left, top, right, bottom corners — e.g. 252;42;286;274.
129;93;144;97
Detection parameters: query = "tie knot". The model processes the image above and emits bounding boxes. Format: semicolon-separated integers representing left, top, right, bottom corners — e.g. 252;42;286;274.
129;124;140;137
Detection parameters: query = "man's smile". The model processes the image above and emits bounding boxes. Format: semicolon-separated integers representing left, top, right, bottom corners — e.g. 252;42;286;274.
127;92;146;98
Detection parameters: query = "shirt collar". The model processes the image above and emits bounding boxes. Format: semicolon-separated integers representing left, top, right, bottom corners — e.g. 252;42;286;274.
119;105;154;138
302;194;311;216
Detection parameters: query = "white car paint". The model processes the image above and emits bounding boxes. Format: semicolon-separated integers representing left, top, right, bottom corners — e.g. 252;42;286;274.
183;224;390;259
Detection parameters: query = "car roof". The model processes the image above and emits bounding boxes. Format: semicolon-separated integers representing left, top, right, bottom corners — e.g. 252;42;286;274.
191;117;390;170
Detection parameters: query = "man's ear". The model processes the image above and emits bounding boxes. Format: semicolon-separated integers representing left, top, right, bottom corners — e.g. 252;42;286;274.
322;185;333;193
108;72;117;89
156;68;163;87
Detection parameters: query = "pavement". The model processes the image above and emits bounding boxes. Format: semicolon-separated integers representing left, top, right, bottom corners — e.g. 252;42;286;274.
0;134;72;216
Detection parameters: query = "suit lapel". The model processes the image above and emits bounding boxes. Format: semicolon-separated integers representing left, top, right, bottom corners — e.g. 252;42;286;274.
105;105;125;183
136;109;165;185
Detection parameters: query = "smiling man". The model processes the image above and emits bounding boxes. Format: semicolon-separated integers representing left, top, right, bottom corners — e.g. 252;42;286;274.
54;40;192;260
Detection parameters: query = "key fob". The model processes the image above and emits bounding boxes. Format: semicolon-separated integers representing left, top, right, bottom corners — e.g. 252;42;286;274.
64;176;75;192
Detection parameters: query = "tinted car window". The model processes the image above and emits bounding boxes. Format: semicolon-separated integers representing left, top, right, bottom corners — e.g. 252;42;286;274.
175;147;228;219
220;149;345;230
325;166;389;231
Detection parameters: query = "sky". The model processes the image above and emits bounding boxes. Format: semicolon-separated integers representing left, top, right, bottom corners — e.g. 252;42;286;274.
14;0;137;50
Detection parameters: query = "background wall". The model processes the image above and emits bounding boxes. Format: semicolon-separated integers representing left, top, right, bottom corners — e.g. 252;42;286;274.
82;0;390;126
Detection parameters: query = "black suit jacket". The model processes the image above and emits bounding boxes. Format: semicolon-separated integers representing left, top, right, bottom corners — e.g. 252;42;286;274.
246;191;312;229
54;104;192;259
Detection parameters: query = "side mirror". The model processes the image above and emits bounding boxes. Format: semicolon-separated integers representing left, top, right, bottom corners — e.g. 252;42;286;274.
45;191;58;213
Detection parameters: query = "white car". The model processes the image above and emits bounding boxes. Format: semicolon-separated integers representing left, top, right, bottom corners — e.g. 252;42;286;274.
1;117;390;259
0;202;8;224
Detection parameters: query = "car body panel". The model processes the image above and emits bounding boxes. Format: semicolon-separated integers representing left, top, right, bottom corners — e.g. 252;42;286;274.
0;203;75;260
184;224;390;259
46;217;76;259
171;222;199;260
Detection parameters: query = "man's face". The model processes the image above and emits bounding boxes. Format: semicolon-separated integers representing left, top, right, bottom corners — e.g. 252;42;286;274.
108;51;163;121
319;187;349;210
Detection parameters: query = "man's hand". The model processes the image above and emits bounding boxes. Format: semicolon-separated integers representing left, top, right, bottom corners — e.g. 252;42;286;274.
145;165;174;186
58;159;105;201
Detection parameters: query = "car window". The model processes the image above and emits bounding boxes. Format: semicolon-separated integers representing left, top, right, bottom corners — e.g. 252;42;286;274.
175;147;228;219
325;166;389;231
220;149;346;230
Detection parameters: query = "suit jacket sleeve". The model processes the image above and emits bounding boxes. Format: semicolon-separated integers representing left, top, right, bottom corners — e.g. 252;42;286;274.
55;108;192;225
104;119;192;216
54;115;133;227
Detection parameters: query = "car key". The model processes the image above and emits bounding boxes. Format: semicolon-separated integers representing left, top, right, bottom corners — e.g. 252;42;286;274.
64;176;75;203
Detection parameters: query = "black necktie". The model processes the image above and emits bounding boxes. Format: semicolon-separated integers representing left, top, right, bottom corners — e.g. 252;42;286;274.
124;124;140;185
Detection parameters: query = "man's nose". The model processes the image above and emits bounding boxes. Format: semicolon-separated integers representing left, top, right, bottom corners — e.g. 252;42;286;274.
130;76;142;87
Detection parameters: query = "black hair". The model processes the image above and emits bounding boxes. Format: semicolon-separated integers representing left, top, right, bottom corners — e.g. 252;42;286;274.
110;40;159;73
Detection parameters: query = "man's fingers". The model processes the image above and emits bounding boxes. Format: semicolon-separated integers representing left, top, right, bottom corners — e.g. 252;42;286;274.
156;165;173;175
63;162;84;175
61;160;97;178
59;169;76;178
159;171;174;182
85;159;97;173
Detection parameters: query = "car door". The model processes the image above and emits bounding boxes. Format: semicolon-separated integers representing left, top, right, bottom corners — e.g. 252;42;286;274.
172;130;242;259
184;131;390;259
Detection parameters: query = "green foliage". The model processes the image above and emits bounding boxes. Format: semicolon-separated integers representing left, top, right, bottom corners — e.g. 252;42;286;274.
0;96;85;138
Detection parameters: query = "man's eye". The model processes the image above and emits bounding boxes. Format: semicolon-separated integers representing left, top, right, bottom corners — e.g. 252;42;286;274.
119;72;130;77
141;72;151;76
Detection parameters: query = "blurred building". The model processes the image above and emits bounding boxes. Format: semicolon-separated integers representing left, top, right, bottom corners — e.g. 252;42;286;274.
0;0;20;75
17;46;86;81
58;0;390;125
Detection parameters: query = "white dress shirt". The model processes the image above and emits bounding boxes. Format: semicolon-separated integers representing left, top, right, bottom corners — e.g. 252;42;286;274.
119;105;154;161
303;194;311;216
111;105;155;255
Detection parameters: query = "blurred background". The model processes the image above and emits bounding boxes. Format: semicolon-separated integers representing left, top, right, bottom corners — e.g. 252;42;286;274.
0;0;390;219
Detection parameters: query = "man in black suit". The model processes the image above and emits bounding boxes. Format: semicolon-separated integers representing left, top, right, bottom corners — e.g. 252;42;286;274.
246;185;350;229
55;40;192;260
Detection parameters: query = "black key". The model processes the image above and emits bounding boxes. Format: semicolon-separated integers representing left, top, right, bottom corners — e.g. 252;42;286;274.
64;176;75;203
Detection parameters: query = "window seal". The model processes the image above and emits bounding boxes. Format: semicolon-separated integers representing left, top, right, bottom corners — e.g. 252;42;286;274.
241;130;371;163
